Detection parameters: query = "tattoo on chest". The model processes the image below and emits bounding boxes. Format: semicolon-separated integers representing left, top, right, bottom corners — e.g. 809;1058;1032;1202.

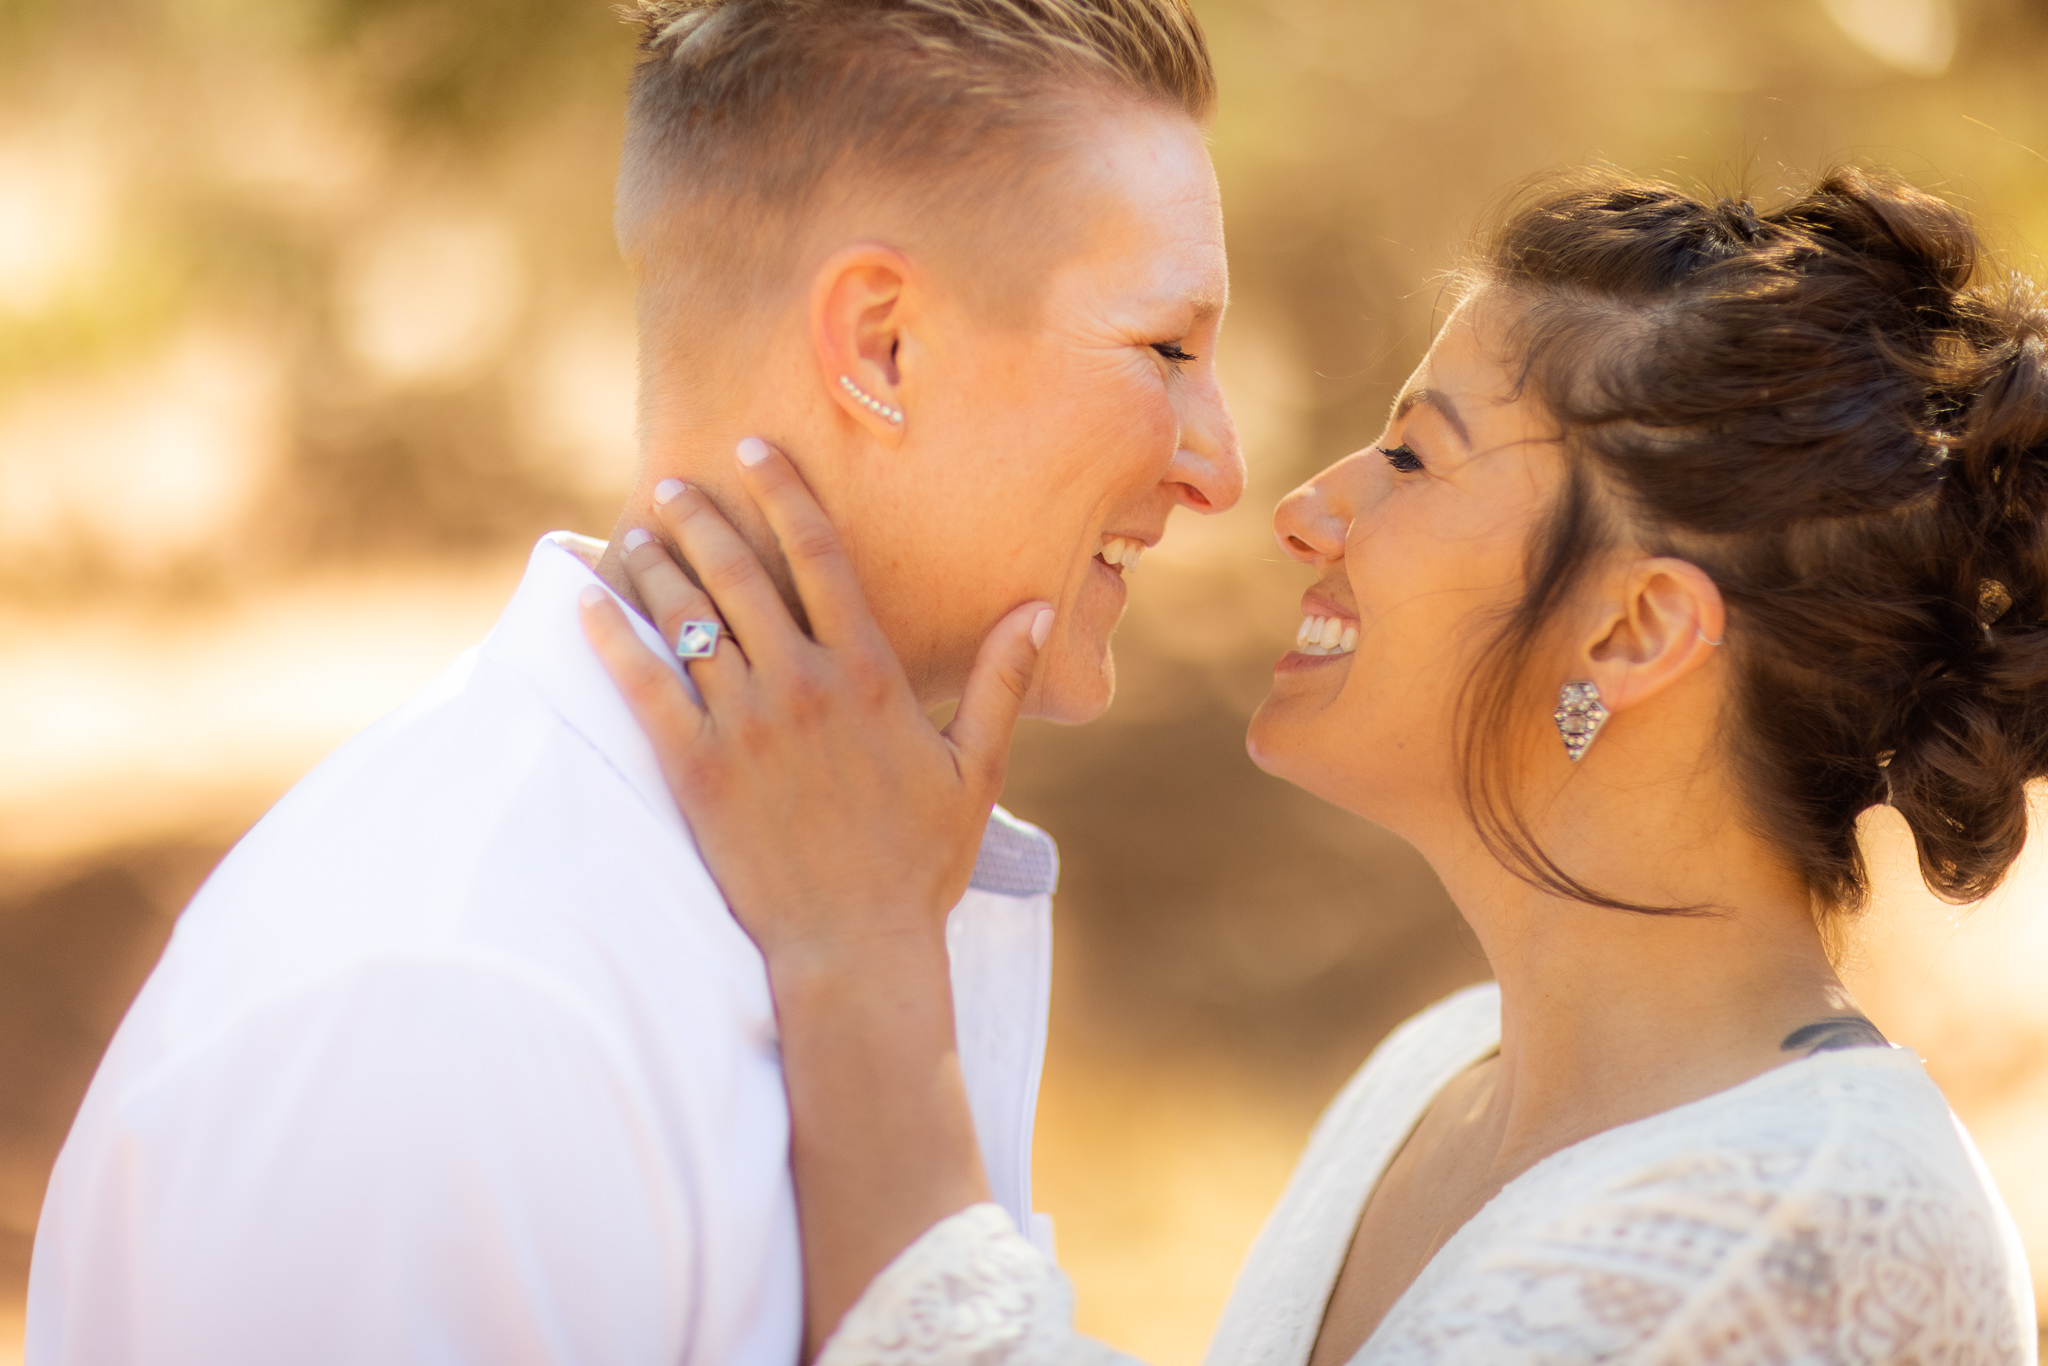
1780;1016;1889;1055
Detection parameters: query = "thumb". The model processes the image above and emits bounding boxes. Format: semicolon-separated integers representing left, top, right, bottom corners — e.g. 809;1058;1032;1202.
945;602;1052;797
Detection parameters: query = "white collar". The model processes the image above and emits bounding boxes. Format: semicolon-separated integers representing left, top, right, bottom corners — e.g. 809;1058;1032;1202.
478;532;693;837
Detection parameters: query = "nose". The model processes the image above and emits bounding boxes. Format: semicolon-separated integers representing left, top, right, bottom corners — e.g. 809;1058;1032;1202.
1164;367;1246;514
1273;462;1351;564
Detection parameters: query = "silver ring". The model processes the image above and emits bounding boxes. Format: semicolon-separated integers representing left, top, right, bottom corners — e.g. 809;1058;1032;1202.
675;619;722;660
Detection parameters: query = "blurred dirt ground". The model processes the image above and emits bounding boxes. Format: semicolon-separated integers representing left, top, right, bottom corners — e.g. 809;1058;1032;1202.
4;545;2048;1364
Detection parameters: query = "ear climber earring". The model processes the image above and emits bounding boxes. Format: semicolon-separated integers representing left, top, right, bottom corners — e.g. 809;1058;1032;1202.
838;374;904;425
1553;680;1610;763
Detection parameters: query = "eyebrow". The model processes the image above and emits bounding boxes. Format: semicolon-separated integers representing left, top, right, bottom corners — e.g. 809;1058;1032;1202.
1168;292;1222;329
1393;388;1471;446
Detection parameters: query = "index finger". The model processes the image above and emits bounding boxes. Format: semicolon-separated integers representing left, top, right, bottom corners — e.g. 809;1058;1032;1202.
735;437;885;650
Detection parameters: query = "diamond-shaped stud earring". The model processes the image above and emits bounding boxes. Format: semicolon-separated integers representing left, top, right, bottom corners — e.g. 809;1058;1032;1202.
1553;680;1609;762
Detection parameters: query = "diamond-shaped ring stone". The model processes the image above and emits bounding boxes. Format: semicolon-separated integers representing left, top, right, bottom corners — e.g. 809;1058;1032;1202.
676;620;722;659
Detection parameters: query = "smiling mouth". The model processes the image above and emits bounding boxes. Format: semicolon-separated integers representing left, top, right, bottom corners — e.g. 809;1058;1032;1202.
1294;613;1358;656
1095;534;1145;576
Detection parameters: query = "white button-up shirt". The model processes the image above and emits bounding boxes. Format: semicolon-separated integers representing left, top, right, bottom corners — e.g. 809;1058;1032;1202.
27;533;1057;1366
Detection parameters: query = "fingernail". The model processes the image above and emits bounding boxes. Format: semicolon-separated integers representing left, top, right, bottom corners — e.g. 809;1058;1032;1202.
654;478;686;505
736;437;771;467
1030;607;1055;649
622;527;653;552
578;584;608;609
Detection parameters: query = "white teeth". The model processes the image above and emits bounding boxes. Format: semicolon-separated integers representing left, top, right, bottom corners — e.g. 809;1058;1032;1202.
1294;614;1359;656
1098;535;1144;573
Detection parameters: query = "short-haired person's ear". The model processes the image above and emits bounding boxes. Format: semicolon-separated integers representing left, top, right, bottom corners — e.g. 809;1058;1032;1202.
811;244;918;441
1580;556;1726;714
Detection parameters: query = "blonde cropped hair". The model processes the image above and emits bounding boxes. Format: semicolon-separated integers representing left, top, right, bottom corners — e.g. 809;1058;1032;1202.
617;0;1214;363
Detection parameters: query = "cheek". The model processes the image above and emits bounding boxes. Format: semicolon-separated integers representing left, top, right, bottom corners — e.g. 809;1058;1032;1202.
1027;363;1178;595
971;356;1174;545
1045;348;1178;476
1252;500;1524;809
1345;517;1511;714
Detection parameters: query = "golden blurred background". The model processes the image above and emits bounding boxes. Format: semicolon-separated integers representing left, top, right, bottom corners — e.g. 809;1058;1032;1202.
3;0;2048;1359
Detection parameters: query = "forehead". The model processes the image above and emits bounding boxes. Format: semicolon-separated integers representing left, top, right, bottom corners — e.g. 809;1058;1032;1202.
1403;298;1538;423
1045;108;1226;320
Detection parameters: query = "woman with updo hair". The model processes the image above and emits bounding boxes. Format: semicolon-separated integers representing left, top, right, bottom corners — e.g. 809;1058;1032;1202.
587;165;2042;1362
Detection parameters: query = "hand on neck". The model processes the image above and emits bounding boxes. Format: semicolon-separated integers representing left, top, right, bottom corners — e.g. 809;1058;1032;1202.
595;470;775;623
591;410;961;713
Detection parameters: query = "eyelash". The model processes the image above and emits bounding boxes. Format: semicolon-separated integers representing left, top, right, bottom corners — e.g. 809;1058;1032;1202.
1379;443;1424;473
1153;342;1196;365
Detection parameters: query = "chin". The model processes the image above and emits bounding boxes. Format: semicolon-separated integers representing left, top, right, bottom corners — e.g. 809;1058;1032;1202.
1245;698;1298;778
1246;694;1358;812
1024;646;1115;725
1249;696;1450;839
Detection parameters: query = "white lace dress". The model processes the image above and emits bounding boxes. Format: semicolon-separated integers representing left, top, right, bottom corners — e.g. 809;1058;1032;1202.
820;984;2038;1366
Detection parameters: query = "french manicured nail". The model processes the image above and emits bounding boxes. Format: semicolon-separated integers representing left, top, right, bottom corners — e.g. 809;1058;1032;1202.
1030;607;1055;649
578;584;607;609
736;436;772;467
622;528;654;552
654;478;686;505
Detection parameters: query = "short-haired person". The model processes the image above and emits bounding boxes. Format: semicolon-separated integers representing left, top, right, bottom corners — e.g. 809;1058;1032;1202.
589;168;2041;1362
25;2;1240;1361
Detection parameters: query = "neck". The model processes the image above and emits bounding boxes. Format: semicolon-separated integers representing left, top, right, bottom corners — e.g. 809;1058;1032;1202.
590;407;949;709
1412;756;1859;1176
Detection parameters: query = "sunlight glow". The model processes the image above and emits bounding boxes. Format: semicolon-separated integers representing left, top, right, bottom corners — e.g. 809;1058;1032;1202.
1821;0;1958;76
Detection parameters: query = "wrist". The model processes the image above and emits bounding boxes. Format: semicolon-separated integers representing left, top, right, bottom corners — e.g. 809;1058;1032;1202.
766;927;952;1010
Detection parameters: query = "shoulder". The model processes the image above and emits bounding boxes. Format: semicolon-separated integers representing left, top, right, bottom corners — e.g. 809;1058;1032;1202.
33;954;710;1361
170;658;740;1009
95;952;669;1148
1375;1049;2036;1364
1651;1050;2036;1361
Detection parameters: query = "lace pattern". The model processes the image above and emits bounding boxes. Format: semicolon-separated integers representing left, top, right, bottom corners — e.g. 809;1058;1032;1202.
1218;985;2037;1366
819;1205;1135;1366
830;987;2037;1366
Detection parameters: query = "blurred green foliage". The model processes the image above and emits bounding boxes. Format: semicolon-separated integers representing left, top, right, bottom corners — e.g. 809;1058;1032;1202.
1;0;2045;585
308;0;635;137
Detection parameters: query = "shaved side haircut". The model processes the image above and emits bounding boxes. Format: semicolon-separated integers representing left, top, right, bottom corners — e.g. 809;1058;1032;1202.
618;0;1215;377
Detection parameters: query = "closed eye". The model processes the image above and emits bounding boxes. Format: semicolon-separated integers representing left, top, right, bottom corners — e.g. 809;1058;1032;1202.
1379;443;1424;473
1153;342;1196;365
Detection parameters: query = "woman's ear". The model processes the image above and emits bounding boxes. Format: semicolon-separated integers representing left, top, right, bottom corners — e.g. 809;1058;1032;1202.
810;244;917;441
1581;556;1726;712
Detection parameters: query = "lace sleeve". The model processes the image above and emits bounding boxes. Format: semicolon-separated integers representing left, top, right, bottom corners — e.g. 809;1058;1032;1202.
818;1204;1144;1366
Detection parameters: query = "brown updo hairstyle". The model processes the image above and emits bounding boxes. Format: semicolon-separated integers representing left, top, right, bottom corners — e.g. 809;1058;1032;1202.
1458;166;2048;916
